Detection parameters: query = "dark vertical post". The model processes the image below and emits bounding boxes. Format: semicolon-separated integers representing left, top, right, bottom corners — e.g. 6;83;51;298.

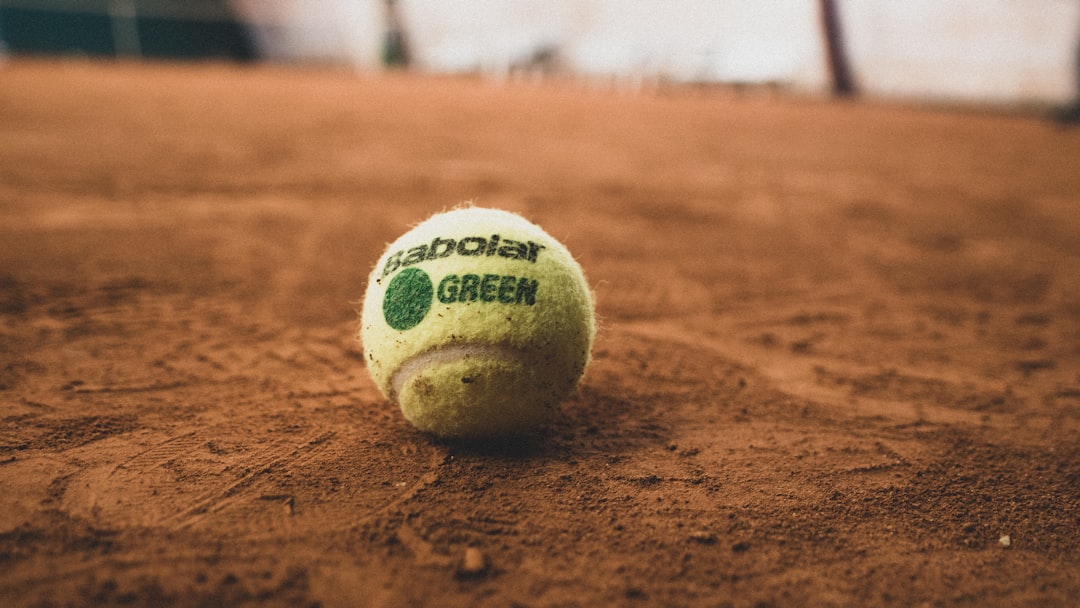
382;0;411;69
108;0;141;58
1055;6;1080;123
820;0;855;96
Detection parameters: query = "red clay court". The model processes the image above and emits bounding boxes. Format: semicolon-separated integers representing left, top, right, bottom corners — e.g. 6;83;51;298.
1;59;1079;606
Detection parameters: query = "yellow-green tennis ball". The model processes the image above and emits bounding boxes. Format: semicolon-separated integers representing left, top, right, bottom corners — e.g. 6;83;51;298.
359;206;595;439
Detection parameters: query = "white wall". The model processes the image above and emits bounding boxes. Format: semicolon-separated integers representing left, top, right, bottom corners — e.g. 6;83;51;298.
231;0;1080;105
234;0;830;90
231;0;383;66
397;0;826;89
841;0;1080;105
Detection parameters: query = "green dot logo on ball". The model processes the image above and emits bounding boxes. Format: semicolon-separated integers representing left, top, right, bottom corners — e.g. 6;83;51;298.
383;268;433;331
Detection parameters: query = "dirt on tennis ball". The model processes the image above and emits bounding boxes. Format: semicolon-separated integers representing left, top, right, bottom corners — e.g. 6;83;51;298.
358;206;595;439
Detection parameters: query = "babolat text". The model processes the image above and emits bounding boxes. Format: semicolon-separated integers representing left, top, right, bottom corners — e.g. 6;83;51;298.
380;234;545;280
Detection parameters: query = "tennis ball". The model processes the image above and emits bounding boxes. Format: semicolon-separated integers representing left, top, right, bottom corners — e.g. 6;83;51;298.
359;206;595;439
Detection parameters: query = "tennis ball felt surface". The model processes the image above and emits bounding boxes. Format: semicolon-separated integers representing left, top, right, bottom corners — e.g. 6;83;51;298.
359;207;595;438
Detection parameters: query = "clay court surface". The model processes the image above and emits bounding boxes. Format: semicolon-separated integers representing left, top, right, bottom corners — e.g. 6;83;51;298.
1;60;1079;607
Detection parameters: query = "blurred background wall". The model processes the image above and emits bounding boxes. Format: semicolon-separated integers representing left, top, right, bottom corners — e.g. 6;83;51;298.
1;0;1078;107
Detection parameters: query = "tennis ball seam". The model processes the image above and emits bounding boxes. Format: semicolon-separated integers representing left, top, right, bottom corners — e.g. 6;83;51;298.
390;343;541;401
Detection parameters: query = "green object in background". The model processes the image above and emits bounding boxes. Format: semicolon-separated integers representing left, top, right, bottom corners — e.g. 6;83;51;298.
1;6;115;56
0;1;254;60
381;0;410;68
